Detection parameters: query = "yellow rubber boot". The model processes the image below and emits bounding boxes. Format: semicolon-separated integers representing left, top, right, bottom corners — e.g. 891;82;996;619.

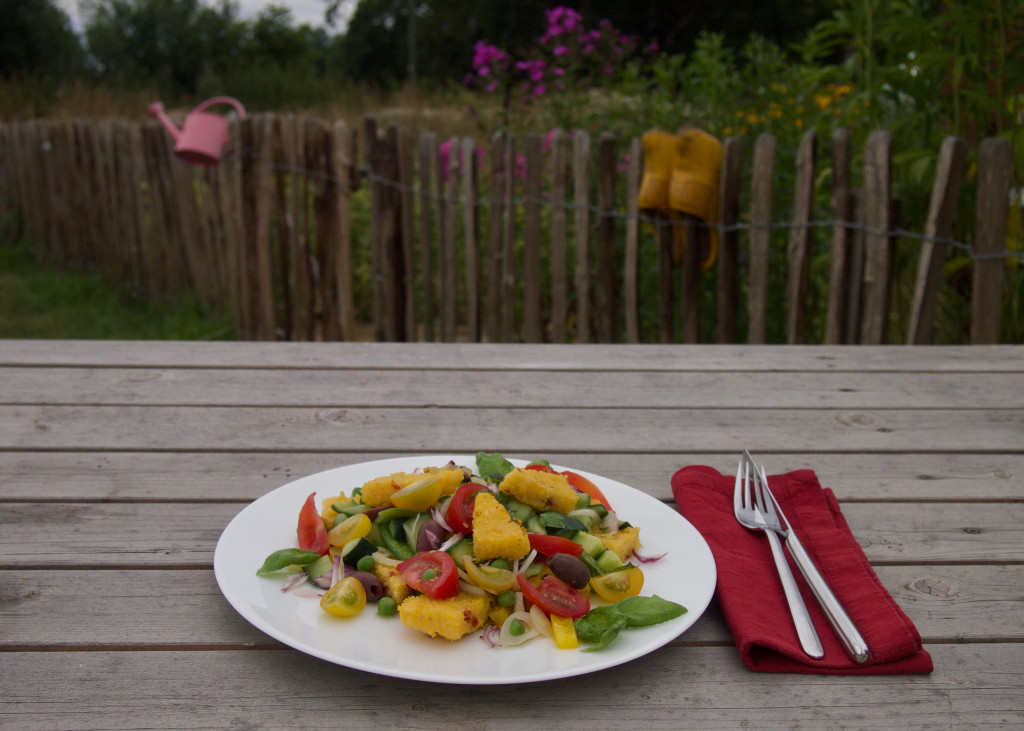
638;129;678;212
669;128;723;269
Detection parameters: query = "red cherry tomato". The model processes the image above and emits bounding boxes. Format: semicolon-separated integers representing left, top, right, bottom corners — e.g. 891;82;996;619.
516;574;590;619
445;482;488;534
562;470;612;511
297;492;330;555
527;533;584;557
398;551;460;600
524;463;556;473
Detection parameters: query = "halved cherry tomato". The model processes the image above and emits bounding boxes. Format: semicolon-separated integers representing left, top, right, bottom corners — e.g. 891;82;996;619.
525;464;612;511
390;476;443;511
320;576;366;617
527;533;584;557
297;492;330;555
445;482;487;534
516;573;590;619
563;471;612;511
461;556;517;593
398;550;460;599
327;512;371;547
590;566;644;602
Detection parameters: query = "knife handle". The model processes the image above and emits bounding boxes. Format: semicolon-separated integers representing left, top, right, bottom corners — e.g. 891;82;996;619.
765;527;824;659
785;532;870;663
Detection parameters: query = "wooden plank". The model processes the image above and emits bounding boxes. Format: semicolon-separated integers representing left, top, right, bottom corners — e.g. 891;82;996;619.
786;130;817;344
1;644;1020;730
271;115;294;339
747;133;775;343
907;136;967;344
971;137;1012;345
484;131;506;342
596;133;617;343
2;500;1021;568
717;137;742;343
2;404;1021;454
656;213;675;342
860;130;893;345
418;131;437;342
4;450;1023;503
4;340;1022;372
623;136;642;343
550;129;570;343
825;128;853;344
523;133;543;343
307;117;338;341
3;564;1019;649
363;117;384;340
680;214;700;344
461;137;480;342
5;367;1021;410
573;130;592;343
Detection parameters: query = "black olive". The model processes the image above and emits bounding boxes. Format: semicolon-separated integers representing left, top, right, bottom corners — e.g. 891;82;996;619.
546;553;590;589
416;519;445;552
349;571;384;602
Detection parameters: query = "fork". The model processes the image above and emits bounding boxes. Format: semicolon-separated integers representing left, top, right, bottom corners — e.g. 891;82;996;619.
747;456;870;663
734;460;824;659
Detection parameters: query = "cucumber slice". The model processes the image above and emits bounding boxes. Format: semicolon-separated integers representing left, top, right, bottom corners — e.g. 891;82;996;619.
447;537;475;565
340;537;377;567
571;530;606;557
303;554;334;580
596;548;623;572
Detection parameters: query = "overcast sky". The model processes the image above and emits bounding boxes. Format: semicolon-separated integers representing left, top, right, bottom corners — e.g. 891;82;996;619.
57;1;354;33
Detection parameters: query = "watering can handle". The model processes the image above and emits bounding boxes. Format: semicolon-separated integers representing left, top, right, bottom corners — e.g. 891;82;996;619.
192;96;247;118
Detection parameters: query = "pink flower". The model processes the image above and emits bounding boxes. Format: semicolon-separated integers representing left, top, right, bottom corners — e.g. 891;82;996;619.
554;45;568;57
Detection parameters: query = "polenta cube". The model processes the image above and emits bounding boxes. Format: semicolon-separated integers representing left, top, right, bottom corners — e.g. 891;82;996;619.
359;465;467;507
599;526;642;561
398;592;493;641
373;563;413;604
499;467;578;514
472;492;530;561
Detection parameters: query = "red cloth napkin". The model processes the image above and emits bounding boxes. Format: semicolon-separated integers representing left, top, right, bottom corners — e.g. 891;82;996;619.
671;465;933;674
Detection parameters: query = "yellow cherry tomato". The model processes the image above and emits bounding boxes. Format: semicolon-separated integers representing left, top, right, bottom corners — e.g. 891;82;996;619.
327;512;371;547
389;477;443;511
319;576;366;617
589;566;644;602
550;613;579;649
461;556;517;593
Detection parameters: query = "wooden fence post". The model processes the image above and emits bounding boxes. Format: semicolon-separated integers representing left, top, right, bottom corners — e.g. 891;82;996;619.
502;134;518;341
824;128;852;344
550;129;570;343
748;133;775;344
717;137;743;344
418;131;437;342
907;135;967;344
596;132;617;343
462;136;480;342
624;135;642;343
573;130;592;344
484;130;505;343
523;133;543;343
786;129;817;344
441;135;458;341
860;130;893;345
397;127;416;340
971;137;1012;344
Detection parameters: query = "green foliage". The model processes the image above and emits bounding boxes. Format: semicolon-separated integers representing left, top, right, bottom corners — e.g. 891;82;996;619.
0;0;85;81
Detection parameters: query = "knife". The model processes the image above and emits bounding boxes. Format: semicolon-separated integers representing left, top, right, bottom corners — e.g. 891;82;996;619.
758;464;870;664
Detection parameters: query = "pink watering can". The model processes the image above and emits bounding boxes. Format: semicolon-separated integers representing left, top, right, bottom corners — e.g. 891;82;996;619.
147;96;246;167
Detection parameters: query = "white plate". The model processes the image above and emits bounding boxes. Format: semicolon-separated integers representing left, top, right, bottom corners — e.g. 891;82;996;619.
214;456;716;685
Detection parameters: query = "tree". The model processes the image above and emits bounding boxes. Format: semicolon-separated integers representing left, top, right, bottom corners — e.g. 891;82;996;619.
82;0;242;97
0;0;84;79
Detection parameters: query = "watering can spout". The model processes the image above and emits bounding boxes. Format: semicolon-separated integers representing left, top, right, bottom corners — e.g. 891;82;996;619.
147;97;246;167
147;102;181;142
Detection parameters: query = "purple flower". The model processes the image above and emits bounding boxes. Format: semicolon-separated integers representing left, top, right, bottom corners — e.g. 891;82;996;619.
554;45;568;57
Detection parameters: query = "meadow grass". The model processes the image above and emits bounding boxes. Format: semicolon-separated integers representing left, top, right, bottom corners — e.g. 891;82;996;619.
0;237;235;340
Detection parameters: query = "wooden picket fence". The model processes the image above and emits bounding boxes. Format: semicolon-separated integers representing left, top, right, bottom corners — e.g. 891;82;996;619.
0;114;1015;344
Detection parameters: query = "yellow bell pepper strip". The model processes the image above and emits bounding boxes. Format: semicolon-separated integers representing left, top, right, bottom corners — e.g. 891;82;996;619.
550;613;579;649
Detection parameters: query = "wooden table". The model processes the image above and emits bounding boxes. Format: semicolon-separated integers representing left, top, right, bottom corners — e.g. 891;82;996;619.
2;340;1022;729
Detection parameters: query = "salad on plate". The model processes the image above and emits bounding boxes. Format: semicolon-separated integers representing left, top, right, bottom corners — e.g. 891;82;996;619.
256;452;686;652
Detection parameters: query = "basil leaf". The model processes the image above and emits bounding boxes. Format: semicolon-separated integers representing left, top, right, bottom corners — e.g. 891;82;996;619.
612;595;688;627
476;452;514;482
528;459;551;467
256;548;322;576
538;511;588;533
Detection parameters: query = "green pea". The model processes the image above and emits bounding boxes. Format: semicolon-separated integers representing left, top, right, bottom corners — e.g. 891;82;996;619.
497;590;516;607
377;597;398;617
509;618;526;636
421;568;438;581
356;555;376;572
